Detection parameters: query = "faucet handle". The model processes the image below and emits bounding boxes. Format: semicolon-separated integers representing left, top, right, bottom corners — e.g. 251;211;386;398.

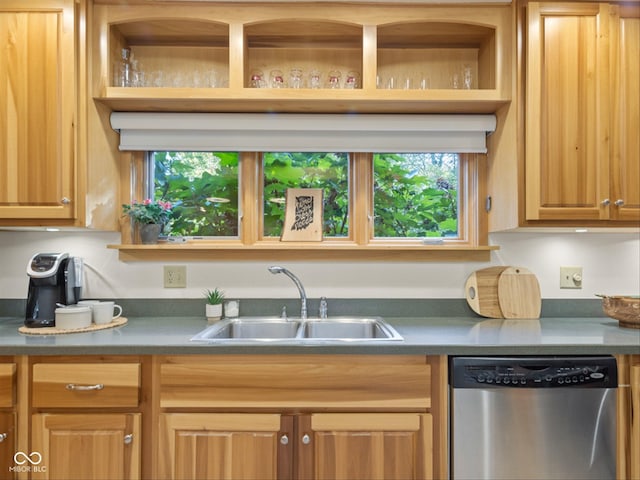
281;305;288;320
319;297;328;319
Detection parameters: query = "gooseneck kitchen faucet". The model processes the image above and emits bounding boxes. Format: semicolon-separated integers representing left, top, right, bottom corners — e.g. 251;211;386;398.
268;266;307;319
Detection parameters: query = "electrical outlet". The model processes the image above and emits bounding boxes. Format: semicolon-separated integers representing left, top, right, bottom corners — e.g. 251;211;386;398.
164;265;187;288
560;266;583;289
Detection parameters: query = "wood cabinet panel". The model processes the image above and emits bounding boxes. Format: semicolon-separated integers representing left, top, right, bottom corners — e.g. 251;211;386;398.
610;7;640;222
0;0;75;220
32;363;140;408
0;364;15;408
159;413;282;480
525;3;610;221
32;413;140;480
0;413;15;479
300;413;432;480
160;355;431;410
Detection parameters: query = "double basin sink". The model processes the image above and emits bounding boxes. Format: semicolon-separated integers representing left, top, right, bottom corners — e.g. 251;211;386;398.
191;316;403;343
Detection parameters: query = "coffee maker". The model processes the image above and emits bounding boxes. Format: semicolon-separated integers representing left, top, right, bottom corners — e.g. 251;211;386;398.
25;253;83;328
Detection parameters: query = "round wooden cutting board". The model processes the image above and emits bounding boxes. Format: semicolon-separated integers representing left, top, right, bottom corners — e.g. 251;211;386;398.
497;267;542;319
464;266;508;318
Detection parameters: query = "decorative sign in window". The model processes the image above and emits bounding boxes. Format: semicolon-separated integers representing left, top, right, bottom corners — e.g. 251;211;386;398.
281;188;324;242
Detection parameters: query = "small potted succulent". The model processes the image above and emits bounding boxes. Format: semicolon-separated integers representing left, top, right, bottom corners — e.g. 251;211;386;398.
204;288;225;323
122;199;172;244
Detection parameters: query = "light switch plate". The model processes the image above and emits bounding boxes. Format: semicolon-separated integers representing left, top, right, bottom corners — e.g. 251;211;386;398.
560;266;582;289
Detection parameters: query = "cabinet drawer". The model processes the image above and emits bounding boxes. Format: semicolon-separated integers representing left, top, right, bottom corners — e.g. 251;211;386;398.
160;355;431;410
0;364;16;408
33;363;140;408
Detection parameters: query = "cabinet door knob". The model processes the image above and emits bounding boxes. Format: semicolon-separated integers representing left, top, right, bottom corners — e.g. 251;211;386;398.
61;197;71;205
614;199;625;207
0;433;7;442
601;199;610;206
124;434;133;445
66;383;104;391
280;434;289;445
301;434;311;445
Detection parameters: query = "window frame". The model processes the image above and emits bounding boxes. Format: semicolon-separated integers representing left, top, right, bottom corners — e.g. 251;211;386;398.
113;150;494;261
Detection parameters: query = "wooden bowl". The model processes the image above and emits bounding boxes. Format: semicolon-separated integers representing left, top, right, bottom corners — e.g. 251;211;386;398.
598;295;640;329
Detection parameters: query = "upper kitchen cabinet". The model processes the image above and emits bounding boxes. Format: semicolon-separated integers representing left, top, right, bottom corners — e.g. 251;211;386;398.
524;2;639;224
0;0;76;223
91;2;512;114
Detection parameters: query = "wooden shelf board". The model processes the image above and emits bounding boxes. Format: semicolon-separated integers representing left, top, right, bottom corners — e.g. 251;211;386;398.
107;243;497;262
96;88;509;114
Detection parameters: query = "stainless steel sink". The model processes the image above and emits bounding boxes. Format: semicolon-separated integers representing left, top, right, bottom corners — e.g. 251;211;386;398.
301;317;403;341
191;317;300;341
190;316;403;343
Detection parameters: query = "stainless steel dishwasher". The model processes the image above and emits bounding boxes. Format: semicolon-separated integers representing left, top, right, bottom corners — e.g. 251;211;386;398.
450;356;617;480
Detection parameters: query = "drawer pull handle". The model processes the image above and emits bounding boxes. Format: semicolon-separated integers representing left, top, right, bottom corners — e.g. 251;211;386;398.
280;434;289;445
124;434;133;445
0;433;6;442
66;383;104;391
301;434;311;445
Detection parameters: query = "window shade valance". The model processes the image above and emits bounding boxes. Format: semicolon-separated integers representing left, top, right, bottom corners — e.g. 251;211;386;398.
110;113;496;153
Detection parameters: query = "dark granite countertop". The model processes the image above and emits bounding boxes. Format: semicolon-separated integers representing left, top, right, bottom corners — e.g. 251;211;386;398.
0;315;638;355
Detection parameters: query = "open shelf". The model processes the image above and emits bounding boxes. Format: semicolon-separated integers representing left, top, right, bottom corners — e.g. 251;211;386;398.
95;3;511;114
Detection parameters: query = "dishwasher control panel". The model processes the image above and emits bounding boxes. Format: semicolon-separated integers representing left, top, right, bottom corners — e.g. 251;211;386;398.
450;356;618;388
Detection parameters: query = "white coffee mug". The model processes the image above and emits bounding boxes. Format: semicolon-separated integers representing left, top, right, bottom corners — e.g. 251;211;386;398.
92;301;123;325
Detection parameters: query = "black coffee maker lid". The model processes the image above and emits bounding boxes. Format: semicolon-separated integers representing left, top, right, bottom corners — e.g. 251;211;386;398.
27;252;69;278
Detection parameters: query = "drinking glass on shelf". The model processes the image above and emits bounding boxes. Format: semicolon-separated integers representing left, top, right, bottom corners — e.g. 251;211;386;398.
463;65;473;89
249;69;265;88
403;77;413;90
326;70;341;89
309;70;322;89
289;68;304;88
419;75;431;90
451;73;460;89
386;76;397;89
344;71;360;89
270;69;285;88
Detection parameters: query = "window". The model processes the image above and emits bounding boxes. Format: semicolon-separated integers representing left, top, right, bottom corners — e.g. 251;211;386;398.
262;152;350;238
115;113;494;260
373;153;459;238
148;150;471;243
150;151;239;237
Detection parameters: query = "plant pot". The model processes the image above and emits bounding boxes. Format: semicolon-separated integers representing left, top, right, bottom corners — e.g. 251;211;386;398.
206;303;223;323
139;223;162;244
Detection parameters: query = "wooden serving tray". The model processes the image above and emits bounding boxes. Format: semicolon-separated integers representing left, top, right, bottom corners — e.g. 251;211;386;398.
18;317;128;335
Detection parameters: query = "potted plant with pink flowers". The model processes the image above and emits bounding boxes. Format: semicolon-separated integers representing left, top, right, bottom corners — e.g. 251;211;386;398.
122;199;173;244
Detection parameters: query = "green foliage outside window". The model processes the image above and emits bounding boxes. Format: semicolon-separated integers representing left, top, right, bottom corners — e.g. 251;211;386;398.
263;152;349;237
151;151;458;239
153;151;239;236
373;153;458;238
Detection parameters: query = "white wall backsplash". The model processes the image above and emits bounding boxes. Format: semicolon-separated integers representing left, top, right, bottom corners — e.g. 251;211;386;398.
0;230;638;300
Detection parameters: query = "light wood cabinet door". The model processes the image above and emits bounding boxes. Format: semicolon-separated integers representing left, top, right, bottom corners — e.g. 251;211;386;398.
298;413;433;480
158;413;286;480
31;413;140;480
610;5;640;222
0;0;75;220
0;413;15;479
525;2;611;221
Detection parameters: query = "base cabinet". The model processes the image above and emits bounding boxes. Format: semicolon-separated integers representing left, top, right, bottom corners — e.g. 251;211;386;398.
160;413;282;479
299;413;432;480
31;413;140;480
159;412;432;480
156;355;442;480
0;413;15;479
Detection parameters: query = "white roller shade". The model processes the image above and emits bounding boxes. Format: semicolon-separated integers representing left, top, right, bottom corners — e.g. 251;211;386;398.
110;113;496;153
